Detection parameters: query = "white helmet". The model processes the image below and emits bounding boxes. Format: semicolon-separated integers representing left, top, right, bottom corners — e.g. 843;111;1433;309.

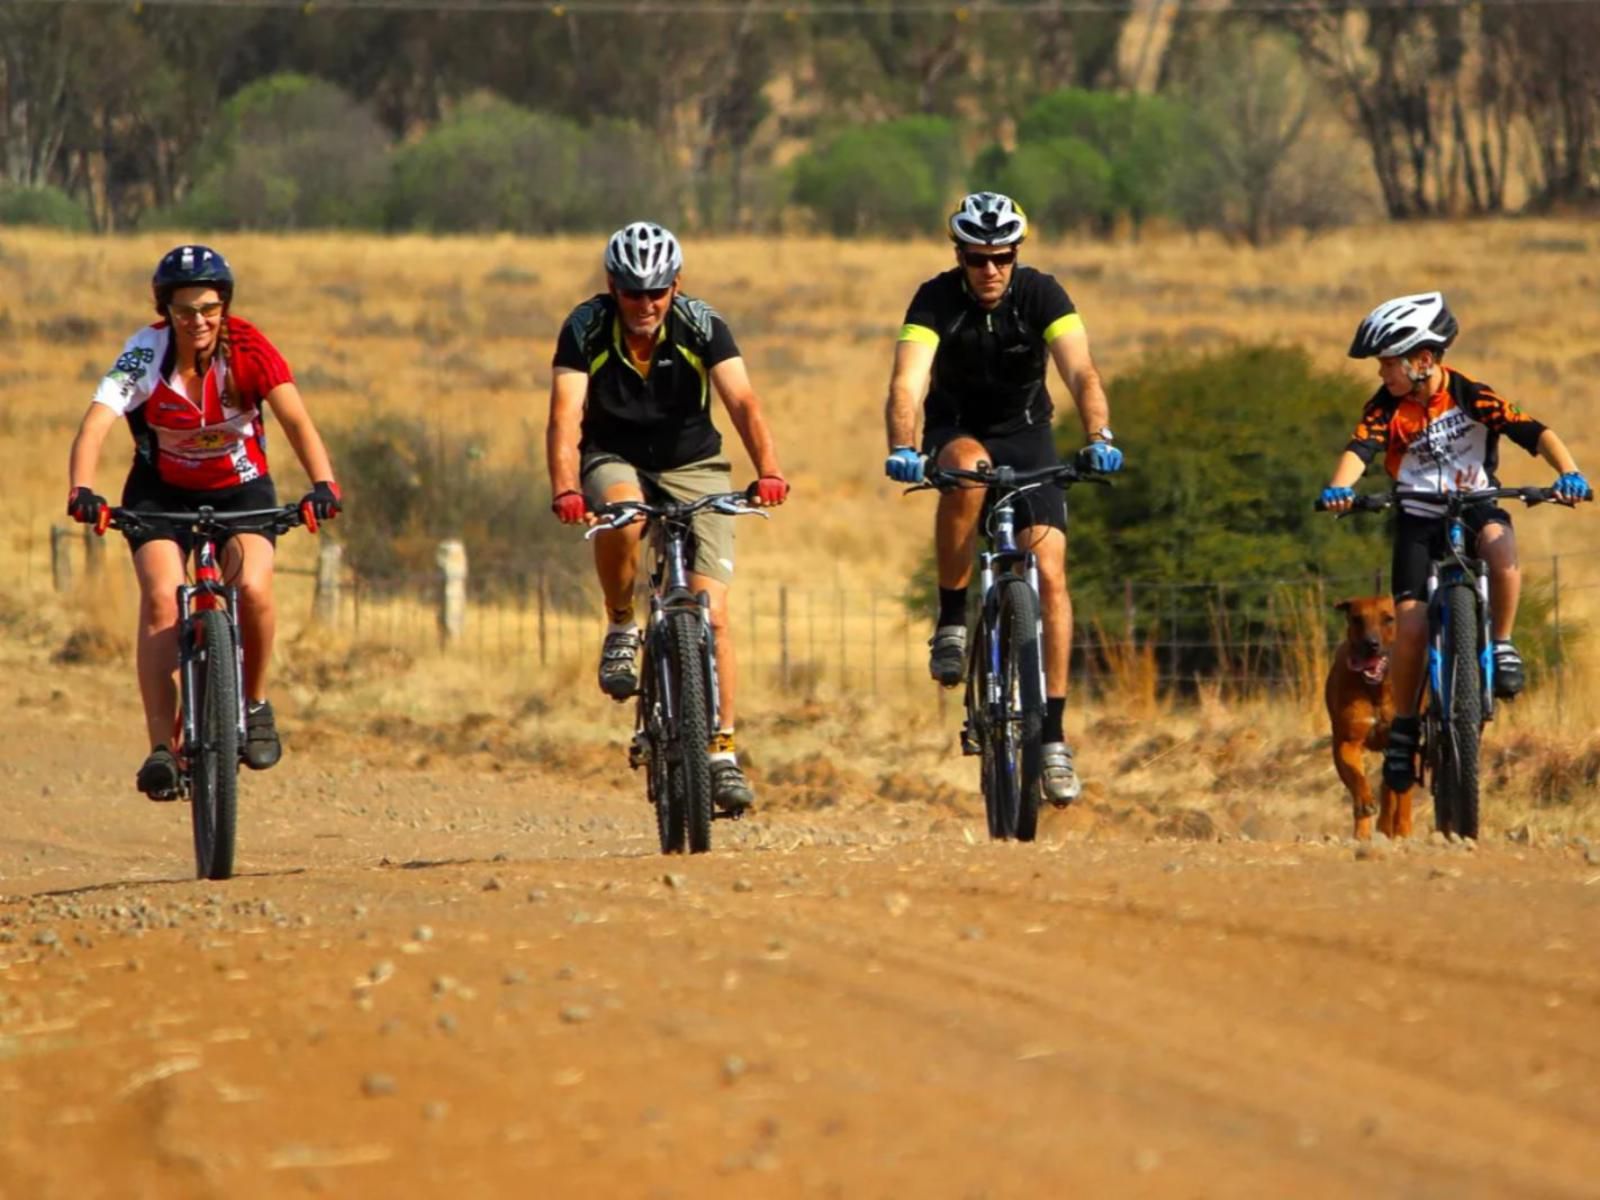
1348;292;1459;359
948;192;1028;246
604;221;683;290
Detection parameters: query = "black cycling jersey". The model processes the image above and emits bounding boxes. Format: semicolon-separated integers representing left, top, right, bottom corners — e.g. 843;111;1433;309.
899;265;1082;437
553;292;741;471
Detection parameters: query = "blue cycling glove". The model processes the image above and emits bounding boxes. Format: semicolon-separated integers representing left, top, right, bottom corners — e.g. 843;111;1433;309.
1076;442;1123;474
1554;471;1590;503
1320;486;1355;509
885;447;925;483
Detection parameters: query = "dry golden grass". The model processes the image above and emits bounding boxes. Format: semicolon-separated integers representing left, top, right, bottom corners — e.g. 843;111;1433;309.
5;223;1600;837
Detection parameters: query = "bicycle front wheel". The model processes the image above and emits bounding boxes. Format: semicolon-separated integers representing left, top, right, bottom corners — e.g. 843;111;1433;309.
1435;584;1483;839
666;611;714;854
191;609;240;880
994;577;1045;841
638;638;682;854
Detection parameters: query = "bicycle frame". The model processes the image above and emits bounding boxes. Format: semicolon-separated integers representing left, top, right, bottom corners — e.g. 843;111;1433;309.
967;471;1047;746
1423;510;1496;731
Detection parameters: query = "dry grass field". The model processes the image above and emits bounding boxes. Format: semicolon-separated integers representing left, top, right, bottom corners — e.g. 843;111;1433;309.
4;221;1600;837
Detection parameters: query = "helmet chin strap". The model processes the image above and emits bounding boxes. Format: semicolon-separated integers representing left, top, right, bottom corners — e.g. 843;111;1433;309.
1404;355;1433;392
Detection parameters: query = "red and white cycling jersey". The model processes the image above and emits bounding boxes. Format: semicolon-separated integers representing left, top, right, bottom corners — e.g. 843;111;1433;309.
91;316;293;490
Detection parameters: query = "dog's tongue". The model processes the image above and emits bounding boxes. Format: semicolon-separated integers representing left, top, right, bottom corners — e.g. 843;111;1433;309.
1350;650;1389;683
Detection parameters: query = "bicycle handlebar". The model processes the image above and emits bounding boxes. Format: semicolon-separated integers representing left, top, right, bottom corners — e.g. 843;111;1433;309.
108;504;308;538
909;461;1112;495
584;489;773;539
1315;485;1594;514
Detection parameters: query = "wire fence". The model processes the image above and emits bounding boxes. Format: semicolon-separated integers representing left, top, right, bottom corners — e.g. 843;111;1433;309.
28;518;1600;710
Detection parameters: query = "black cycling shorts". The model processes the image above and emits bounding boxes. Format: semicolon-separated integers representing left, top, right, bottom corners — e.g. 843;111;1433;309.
1391;505;1511;603
922;423;1067;534
120;463;280;556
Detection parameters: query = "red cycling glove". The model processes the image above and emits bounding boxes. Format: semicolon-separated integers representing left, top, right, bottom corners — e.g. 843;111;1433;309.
551;490;588;524
750;476;789;506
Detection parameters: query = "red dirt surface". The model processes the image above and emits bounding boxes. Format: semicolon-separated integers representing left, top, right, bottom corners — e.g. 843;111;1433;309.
4;655;1599;1199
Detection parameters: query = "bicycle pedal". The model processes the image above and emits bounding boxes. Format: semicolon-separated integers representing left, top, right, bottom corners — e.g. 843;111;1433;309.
959;727;982;756
627;736;651;770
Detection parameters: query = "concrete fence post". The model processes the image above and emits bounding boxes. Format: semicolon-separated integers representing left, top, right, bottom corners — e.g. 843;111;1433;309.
314;540;343;625
83;525;105;577
437;539;467;647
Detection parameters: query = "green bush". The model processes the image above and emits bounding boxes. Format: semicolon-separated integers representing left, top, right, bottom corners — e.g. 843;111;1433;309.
1010;89;1184;230
387;97;677;233
792;117;959;235
169;73;389;230
0;185;90;230
329;416;592;607
996;137;1114;232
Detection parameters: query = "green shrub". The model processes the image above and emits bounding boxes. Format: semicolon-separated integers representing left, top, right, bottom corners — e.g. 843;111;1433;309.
996;137;1114;232
169;73;389;230
1012;89;1184;229
0;185;90;231
792;117;959;235
387;96;677;234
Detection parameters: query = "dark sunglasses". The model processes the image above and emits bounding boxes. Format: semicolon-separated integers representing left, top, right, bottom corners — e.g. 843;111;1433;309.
619;286;671;302
960;248;1017;270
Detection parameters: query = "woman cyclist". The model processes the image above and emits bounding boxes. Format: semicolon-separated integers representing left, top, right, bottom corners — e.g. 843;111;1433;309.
65;245;342;798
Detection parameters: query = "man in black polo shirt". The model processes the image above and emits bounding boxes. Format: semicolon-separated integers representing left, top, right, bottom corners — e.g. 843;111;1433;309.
883;192;1123;806
546;222;788;814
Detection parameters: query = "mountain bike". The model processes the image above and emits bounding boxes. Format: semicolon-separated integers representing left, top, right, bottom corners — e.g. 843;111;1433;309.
908;461;1107;842
586;489;770;854
106;504;307;879
1318;485;1590;839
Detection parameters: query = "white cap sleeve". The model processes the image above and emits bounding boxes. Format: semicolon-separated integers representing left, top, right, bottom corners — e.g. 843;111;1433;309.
90;326;166;416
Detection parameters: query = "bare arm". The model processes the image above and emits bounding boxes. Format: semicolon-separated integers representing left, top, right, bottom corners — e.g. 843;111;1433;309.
1046;326;1110;440
264;382;336;483
68;403;122;491
546;367;588;496
1327;450;1369;489
1535;428;1580;476
885;339;934;450
710;357;783;481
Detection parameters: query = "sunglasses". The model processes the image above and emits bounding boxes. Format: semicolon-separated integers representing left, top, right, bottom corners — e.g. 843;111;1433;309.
170;300;225;320
960;249;1017;270
618;286;671;302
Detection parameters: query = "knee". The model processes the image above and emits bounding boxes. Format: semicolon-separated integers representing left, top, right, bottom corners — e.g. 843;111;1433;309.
141;589;179;630
706;596;731;634
236;570;276;610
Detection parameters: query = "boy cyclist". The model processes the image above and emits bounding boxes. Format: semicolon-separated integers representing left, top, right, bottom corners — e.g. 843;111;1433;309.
1319;291;1587;790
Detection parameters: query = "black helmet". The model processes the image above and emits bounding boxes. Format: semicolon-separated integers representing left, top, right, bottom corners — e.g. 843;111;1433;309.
152;244;234;313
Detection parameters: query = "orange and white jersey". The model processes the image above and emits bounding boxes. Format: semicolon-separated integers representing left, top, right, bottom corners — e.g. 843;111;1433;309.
1347;366;1545;515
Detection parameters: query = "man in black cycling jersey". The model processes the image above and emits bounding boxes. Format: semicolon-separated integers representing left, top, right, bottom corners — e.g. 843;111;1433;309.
546;221;788;816
884;192;1123;806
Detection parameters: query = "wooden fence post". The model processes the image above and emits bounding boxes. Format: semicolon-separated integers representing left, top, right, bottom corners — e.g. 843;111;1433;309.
436;539;467;647
51;525;73;593
1552;553;1563;728
779;584;790;691
314;540;343;625
83;525;105;578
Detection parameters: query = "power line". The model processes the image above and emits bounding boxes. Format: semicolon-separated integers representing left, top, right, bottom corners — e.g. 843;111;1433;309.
10;0;1600;13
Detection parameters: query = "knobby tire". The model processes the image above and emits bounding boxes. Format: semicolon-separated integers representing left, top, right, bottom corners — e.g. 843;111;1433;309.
995;578;1045;842
667;611;714;854
191;609;240;880
1436;584;1483;839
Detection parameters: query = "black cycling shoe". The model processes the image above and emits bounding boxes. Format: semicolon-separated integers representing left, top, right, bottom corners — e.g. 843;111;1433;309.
598;628;641;701
711;760;755;815
1493;640;1525;699
1383;716;1420;792
243;700;282;770
137;744;180;801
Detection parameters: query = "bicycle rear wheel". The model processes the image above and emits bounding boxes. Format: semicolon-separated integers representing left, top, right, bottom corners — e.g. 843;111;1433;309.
995;578;1045;841
191;609;240;880
1435;584;1483;839
666;610;714;854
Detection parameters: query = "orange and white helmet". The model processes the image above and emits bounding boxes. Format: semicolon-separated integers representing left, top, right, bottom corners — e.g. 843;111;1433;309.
948;192;1028;247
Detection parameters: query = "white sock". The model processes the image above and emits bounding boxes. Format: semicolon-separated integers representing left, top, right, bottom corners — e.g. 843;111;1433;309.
607;619;638;637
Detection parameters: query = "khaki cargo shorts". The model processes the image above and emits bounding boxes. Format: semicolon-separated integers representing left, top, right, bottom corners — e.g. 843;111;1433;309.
580;452;736;585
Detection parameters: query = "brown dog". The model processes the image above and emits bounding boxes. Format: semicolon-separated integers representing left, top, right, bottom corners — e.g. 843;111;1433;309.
1325;595;1417;840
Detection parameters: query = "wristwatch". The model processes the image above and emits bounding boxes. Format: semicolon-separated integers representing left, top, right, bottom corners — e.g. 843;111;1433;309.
1090;427;1114;444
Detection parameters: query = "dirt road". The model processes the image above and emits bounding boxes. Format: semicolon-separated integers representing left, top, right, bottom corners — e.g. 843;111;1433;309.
3;669;1599;1199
